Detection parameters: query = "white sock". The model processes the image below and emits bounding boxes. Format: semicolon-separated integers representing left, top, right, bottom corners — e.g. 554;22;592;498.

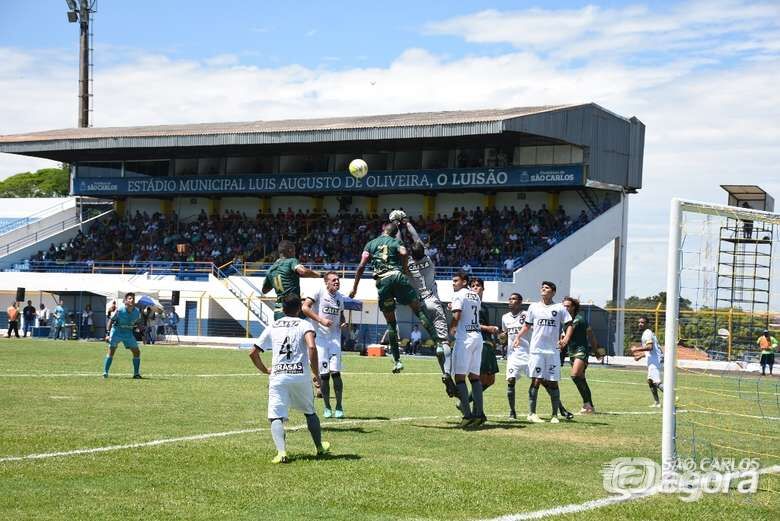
270;419;286;453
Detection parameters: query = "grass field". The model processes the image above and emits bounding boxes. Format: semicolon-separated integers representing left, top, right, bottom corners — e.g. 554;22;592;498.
0;339;777;520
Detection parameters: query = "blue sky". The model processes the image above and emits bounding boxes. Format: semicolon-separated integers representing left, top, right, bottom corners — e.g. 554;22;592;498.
1;1;778;303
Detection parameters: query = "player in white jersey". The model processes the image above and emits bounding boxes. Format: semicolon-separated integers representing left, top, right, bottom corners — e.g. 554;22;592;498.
449;271;485;427
248;294;331;464
502;293;527;419
302;272;347;418
401;219;456;397
513;281;573;424
631;316;664;407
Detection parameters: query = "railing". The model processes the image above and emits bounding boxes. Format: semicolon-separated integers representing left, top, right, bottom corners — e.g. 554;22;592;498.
230;261;513;282
12;260;214;280
0;212;105;258
0;198;78;236
211;263;269;328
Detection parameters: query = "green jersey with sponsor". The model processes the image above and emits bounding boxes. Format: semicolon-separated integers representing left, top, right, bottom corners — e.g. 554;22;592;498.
364;235;403;276
567;314;590;358
263;257;301;306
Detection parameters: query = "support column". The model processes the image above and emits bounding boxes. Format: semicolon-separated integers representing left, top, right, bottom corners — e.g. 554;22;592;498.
312;196;324;214
611;192;628;357
547;191;560;210
114;199;126;217
423;194;436;219
367;196;378;217
484;193;496;211
160;199;173;217
259;197;270;215
208;197;221;217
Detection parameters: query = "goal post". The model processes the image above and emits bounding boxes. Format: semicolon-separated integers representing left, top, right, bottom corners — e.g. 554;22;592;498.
662;198;780;471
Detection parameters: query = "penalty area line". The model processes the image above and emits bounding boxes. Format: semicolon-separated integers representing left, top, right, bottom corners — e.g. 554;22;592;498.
0;415;449;464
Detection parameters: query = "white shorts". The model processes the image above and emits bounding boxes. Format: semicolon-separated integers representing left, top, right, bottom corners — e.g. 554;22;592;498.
316;338;342;375
267;375;315;419
647;363;663;384
528;352;561;382
451;335;482;376
506;352;529;381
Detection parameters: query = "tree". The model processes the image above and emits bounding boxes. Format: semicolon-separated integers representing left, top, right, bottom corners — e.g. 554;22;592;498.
0;167;69;197
607;291;692;311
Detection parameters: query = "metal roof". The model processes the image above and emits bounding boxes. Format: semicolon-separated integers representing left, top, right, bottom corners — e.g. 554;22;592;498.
0;104;597;154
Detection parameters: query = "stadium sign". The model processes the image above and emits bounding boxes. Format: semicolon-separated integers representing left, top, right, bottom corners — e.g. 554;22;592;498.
73;165;583;196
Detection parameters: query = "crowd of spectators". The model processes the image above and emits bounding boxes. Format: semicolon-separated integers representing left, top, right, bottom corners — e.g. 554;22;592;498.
31;200;611;269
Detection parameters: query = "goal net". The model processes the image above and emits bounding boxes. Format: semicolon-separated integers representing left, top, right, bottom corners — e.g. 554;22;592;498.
662;198;780;474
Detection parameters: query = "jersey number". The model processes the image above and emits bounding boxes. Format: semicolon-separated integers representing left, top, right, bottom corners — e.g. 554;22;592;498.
470;305;479;327
279;337;292;360
377;244;389;262
272;275;284;293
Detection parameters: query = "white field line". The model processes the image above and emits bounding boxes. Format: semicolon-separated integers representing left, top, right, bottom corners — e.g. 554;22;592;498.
0;415;450;464
0;371;445;378
479;465;780;521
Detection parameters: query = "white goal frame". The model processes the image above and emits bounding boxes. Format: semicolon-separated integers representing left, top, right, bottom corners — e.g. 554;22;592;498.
662;198;780;470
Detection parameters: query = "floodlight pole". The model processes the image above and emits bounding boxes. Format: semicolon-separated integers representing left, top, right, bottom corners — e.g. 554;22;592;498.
661;198;681;475
78;0;90;128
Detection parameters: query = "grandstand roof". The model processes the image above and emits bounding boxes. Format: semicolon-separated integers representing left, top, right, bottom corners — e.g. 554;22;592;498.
0;103;645;189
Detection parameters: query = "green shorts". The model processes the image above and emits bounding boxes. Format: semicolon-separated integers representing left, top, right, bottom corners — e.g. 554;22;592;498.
481;342;499;375
568;345;590;361
375;272;419;313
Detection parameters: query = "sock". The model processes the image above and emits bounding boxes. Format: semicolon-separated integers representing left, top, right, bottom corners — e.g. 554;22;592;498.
456;380;471;417
414;310;438;343
657;383;664;392
387;322;400;362
507;381;516;414
305;413;323;449
132;357;140;376
270;418;286;453
529;385;539;414
650;383;660;403
572;376;590;406
332;373;343;410
320;373;331;410
470;379;484;417
583;379;594;408
435;341;449;373
103;355;113;375
549;386;561;417
443;344;453;376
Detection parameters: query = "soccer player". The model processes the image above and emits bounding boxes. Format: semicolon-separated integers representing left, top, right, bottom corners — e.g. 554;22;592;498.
631;316;664;407
757;329;777;376
401;218;455;395
513;281;573;423
562;297;597;414
248;294;330;464
302;272;347;418
449;271;485;427
103;292;143;379
502;293;527;419
349;221;438;374
262;240;322;320
469;278;499;393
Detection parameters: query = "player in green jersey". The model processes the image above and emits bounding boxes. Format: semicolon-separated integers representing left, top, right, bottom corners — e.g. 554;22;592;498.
262;240;322;320
350;221;439;373
562;297;597;414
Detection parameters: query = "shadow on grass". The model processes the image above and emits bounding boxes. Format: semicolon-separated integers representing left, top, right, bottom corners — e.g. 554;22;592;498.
330;416;391;421
322;426;375;434
293;453;362;462
410;421;526;431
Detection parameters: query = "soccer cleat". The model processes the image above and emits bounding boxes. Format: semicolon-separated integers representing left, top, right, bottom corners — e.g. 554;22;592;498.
392;361;404;374
316;441;331;457
549;416;560;424
334;409;345;419
526;413;545;423
459;416;475;428
441;375;457;397
323;408;333;418
509;411;517;420
132;374;142;379
562;411;574;421
271;451;289;464
579;406;595;415
650;402;661;408
471;414;487;428
102;373;108;379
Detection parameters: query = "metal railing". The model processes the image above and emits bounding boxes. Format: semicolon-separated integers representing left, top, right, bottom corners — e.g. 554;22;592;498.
0;198;78;236
211;263;270;328
0;210;114;258
14;259;214;279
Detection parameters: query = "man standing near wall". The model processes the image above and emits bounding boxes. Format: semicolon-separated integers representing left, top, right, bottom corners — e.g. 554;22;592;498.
6;301;20;339
22;300;36;338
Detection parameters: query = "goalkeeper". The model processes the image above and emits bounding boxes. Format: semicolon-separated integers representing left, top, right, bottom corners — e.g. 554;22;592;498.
395;213;456;396
349;210;440;374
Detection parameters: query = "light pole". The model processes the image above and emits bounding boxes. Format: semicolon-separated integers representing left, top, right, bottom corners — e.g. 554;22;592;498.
65;0;95;128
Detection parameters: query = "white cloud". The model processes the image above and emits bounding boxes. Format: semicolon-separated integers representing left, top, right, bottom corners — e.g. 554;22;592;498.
0;1;778;302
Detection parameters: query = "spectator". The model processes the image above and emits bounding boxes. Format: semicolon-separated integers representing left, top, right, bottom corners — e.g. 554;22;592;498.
409;325;422;355
81;304;94;339
53;300;66;340
503;258;515;277
38;303;50;327
6;301;20;338
757;329;777;376
22;300;36;337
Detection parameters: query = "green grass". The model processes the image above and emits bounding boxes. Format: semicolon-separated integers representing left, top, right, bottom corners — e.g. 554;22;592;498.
0;339;777;520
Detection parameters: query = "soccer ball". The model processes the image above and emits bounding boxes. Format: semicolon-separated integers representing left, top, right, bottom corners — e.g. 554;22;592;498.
348;158;368;179
388;209;407;223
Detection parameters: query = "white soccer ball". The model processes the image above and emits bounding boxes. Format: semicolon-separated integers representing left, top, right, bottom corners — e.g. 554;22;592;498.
389;209;407;223
348;158;368;179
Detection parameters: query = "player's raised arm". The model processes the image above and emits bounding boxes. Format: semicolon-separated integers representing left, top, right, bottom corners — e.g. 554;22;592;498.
261;277;272;295
404;221;422;244
295;264;321;278
349;251;370;298
399;244;409;274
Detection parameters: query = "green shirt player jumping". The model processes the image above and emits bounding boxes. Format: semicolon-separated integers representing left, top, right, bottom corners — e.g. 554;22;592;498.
350;217;439;374
262;240;322;320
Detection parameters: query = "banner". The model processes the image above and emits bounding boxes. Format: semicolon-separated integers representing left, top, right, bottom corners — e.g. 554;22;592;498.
73;165;584;196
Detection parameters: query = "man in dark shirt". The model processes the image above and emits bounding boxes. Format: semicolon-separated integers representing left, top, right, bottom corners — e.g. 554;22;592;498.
22;300;37;337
